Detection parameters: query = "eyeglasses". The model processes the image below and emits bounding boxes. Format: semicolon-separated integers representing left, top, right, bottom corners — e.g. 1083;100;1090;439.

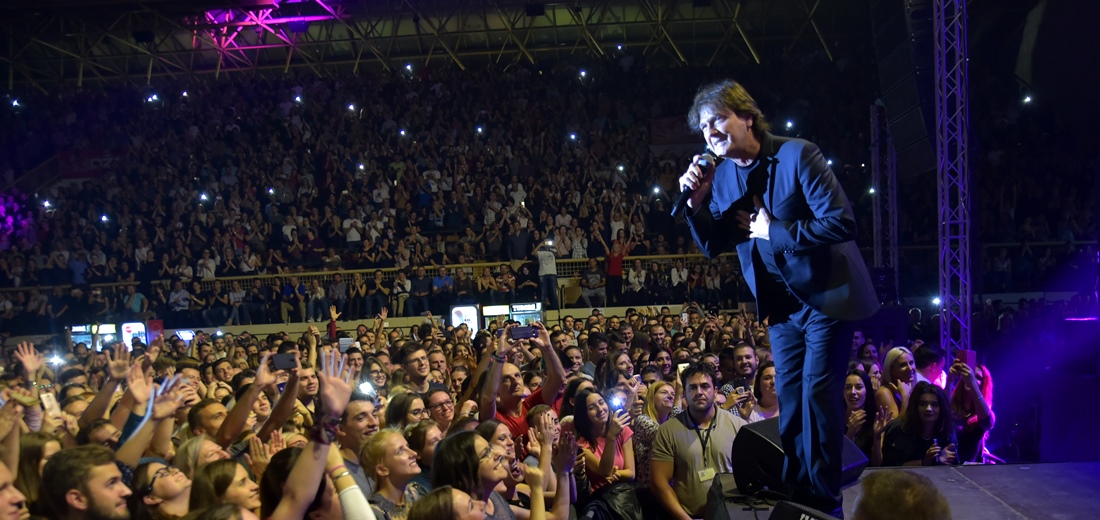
369;370;386;376
145;466;177;495
479;447;506;465
406;355;429;366
429;399;455;411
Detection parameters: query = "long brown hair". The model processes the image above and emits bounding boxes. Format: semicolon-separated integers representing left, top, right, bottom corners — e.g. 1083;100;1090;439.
15;433;57;506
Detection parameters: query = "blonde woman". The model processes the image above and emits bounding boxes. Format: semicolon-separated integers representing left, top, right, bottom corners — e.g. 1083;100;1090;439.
630;381;677;488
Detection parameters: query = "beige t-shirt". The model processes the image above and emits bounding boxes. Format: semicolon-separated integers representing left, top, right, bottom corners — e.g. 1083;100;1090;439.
651;407;747;517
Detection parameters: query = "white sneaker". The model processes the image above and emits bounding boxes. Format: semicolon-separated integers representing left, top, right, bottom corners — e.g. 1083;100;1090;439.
306;318;315;323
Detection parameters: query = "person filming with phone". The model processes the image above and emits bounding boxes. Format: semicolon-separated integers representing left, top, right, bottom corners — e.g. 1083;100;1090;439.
677;80;880;516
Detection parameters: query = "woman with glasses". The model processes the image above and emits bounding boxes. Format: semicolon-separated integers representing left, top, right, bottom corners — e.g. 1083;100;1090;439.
424;388;456;434
190;460;261;514
362;429;428;520
366;357;390;397
384;391;428;430
130;462;192;520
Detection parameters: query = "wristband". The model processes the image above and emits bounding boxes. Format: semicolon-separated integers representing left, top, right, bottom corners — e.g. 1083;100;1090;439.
492;353;507;363
328;465;347;477
331;471;351;481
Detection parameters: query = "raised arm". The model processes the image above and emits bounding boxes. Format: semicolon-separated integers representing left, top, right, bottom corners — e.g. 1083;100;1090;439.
80;344;130;429
479;325;514;422
532;322;566;406
270;350;352;520
257;360;301;442
215;353;273;448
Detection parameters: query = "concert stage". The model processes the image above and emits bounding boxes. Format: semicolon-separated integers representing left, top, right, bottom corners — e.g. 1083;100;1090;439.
716;463;1100;519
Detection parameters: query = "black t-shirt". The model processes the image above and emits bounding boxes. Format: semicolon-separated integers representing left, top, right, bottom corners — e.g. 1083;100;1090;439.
881;419;957;467
209;290;230;309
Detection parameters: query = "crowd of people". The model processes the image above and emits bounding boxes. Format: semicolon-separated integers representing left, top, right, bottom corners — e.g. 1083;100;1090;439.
0;299;991;520
1;45;1091;337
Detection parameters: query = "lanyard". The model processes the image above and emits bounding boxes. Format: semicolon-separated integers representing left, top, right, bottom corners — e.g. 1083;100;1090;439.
688;411;716;468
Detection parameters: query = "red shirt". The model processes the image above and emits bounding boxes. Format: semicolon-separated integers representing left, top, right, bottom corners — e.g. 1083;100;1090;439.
607;253;624;276
497;390;547;460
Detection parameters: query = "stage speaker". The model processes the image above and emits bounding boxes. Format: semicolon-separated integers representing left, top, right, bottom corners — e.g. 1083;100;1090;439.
871;0;936;180
770;501;840;520
731;417;868;497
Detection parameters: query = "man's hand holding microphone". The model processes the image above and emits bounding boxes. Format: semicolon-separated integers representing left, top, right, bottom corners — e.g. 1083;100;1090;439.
673;153;718;216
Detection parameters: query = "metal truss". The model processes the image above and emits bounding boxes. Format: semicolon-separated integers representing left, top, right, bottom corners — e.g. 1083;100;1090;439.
934;0;971;354
870;102;899;302
0;0;867;89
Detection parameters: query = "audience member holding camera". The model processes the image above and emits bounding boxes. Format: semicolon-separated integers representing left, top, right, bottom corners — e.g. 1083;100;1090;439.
878;382;958;467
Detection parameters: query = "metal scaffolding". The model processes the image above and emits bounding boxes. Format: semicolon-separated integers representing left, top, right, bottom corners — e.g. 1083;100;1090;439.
934;0;971;354
0;0;865;89
870;102;899;303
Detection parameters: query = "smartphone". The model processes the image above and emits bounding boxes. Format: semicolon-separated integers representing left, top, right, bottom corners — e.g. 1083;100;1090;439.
677;363;690;377
272;353;297;371
609;396;624;412
681;312;688;323
338;338;354;353
732;376;749;394
176;330;196;342
956;349;977;371
510;326;539;340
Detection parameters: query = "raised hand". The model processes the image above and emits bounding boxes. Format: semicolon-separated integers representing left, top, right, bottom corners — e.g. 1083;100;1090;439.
497;324;516;358
554;431;579;474
329;305;341;321
151;376;185;421
526;427;542;458
254;353;275;389
607;410;630;439
873;405;891;437
127;362;153;405
846;409;867;438
0;400;24;440
317;350;353;418
268;430;288;454
536;412;555;447
14;342;42;377
247;435;273;477
523;464;544;490
106;344;132;380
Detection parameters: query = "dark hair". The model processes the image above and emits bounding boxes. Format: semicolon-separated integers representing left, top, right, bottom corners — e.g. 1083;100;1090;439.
679;362;717;388
586;332;609;351
687;79;770;140
258;447;325;518
183;503;246;520
561;377;594;418
571;388;608;448
752;361;775;399
230;369;257;390
845;369;877;453
408;486;457;520
58;367;86;385
188;399;222;435
474;419;505;445
432;431;482;496
59;383;86;401
405;419;440;453
189;459;246;510
640;365;662;380
913;345;946;370
521;371;543;387
401;341;427;365
384;391;424;430
129;462;169;520
75;418;112;446
446;415;480;436
42;445;117;517
902;382;954;442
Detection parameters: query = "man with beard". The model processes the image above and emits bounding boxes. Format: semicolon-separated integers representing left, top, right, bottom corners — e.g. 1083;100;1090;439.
296;363;320;425
650;363;747;520
336;393;382;498
719;343;759;410
43;445;132;520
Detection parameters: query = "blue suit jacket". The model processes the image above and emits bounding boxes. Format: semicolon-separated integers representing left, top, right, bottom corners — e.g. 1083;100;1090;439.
687;133;880;322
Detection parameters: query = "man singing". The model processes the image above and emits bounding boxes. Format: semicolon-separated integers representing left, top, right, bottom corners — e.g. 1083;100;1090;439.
678;80;879;516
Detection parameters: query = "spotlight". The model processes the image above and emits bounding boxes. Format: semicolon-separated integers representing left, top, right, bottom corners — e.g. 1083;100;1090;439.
869;187;876;194
476;126;483;134
617;165;624;171
358;163;365;170
1023;95;1032;104
569;133;576;141
617;44;622;50
653;187;660;194
826;159;833;166
399;129;406;136
50;355;63;365
11;99;19;107
294;95;302;103
405;64;413;71
347;103;355;111
932;297;942;306
268;188;275;195
861;163;866;168
200;193;208;201
43;200;50;208
579;70;587;78
182;91;188;97
785;120;794;129
101;215;109;222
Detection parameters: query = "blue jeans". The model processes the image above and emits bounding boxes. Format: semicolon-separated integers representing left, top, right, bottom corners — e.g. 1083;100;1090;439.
768;303;852;514
539;274;559;309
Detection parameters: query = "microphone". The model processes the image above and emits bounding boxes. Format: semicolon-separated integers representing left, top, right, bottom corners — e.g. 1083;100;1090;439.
671;152;719;218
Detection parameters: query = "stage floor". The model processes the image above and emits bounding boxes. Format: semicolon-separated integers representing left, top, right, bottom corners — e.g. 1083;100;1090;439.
723;463;1100;519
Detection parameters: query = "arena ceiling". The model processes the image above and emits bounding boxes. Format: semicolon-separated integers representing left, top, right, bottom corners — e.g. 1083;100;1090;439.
0;0;871;91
